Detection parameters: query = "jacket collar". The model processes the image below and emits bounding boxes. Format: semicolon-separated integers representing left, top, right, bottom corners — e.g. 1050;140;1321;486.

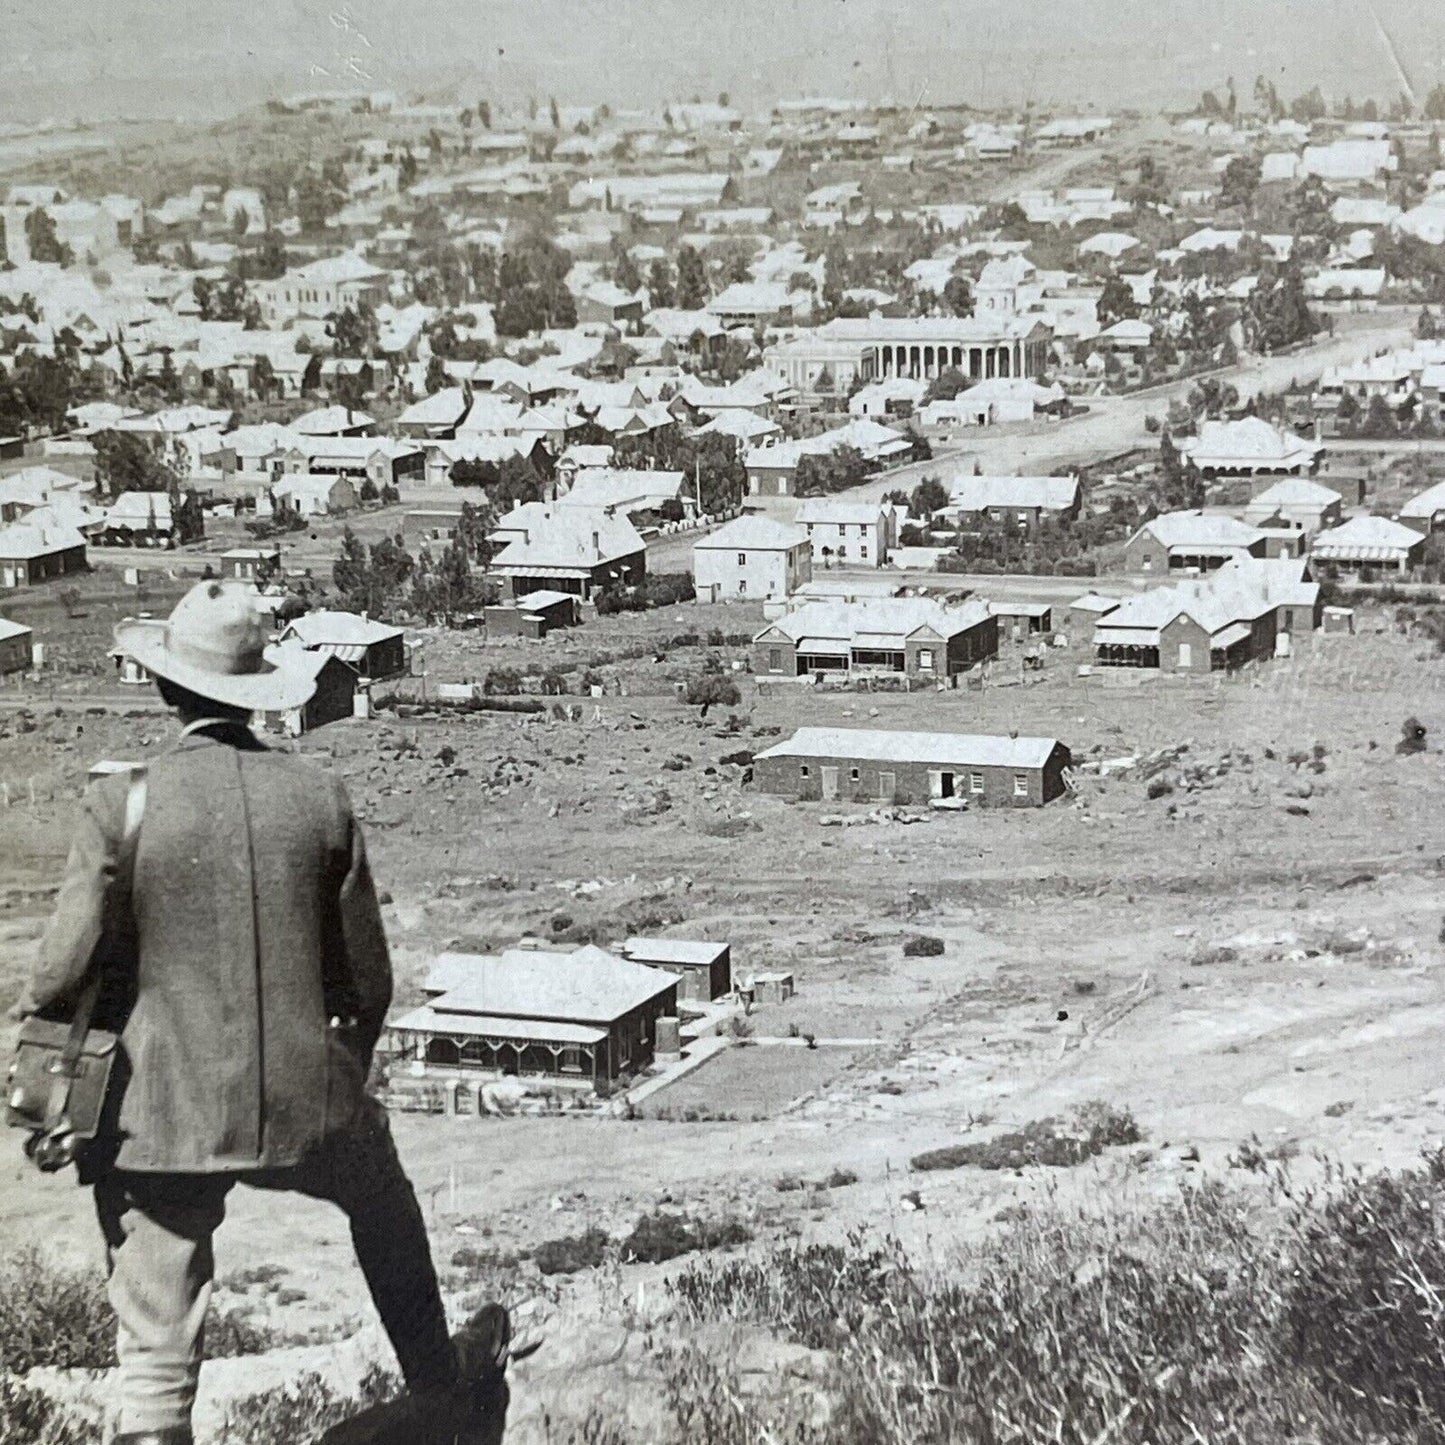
174;718;267;752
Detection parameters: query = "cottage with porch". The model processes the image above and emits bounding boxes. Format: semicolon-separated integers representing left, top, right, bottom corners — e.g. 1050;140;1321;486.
752;597;997;680
387;944;679;1091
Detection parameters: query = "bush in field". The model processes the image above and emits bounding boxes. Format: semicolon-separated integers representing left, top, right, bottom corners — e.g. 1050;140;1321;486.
483;665;523;695
902;934;945;958
664;1153;1445;1445
534;1227;610;1276
0;1376;92;1445
685;673;740;711
215;1365;398;1445
0;1249;115;1373
911;1101;1143;1172
623;1212;752;1265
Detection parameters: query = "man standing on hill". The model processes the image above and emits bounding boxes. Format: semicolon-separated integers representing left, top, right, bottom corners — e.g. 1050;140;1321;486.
19;580;468;1445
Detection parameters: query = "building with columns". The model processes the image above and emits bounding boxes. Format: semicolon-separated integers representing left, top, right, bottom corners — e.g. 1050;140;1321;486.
763;316;1051;397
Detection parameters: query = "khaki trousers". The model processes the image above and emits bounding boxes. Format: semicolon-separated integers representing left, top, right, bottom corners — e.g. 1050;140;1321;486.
94;1104;456;1435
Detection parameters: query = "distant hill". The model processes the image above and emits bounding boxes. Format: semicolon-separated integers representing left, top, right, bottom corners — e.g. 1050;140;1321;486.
4;0;1439;123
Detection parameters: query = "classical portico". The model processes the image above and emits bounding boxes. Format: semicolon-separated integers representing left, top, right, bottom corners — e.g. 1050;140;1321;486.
763;315;1053;395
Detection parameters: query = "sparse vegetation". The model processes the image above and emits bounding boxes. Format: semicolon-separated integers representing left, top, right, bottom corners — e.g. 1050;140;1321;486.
911;1101;1143;1172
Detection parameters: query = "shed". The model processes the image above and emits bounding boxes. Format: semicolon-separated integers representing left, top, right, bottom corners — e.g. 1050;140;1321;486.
0;616;34;674
618;936;732;1002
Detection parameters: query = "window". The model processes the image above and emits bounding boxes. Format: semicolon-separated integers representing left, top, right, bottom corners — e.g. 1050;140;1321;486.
860;545;869;559
969;771;984;794
768;647;782;672
917;647;934;670
1013;774;1029;797
737;552;747;566
849;767;860;781
739;579;747;594
837;545;847;559
800;765;811;778
837;523;847;536
560;1046;584;1074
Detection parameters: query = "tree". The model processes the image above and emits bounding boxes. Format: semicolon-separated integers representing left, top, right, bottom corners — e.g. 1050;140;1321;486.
1096;276;1140;329
647;257;674;308
685;671;740;716
675;244;708;309
942;271;972;317
1290;86;1328;123
424;354;449;394
1220;155;1262;212
23;208;69;264
794;444;869;497
909;476;949;518
94;430;178;500
924;367;969;403
611;243;642;294
331;303;379;358
296;167;345;232
1245;264;1318;354
359;477;379;504
158;351;182;403
1426;83;1445;123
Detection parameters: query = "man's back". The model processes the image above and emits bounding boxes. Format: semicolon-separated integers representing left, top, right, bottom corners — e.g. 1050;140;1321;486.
39;725;392;1173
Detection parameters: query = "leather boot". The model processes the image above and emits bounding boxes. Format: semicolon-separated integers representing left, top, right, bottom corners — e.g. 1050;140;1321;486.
113;1431;194;1445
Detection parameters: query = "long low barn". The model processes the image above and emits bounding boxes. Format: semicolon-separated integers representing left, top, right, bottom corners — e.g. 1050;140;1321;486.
753;727;1071;806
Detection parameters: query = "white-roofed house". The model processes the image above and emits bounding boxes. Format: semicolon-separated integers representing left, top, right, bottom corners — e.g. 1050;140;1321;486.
753;727;1071;806
1094;563;1287;672
1179;418;1324;479
945;474;1083;531
1310;515;1426;574
387;943;679;1090
279;609;408;678
0;518;88;587
100;491;174;547
1122;511;1269;575
752;597;997;681
692;515;811;602
1242;477;1343;535
0;616;35;673
793;498;895;567
269;472;357;517
255;253;390;324
491;504;646;601
1399;479;1445;536
561;468;690;517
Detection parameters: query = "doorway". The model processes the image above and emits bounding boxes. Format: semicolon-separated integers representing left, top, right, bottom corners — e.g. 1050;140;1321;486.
820;766;840;800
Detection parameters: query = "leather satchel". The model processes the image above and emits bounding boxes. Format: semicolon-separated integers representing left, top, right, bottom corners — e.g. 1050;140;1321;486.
6;772;146;1173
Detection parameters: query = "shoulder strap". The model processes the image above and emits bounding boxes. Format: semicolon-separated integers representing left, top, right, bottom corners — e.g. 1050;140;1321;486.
44;773;147;1119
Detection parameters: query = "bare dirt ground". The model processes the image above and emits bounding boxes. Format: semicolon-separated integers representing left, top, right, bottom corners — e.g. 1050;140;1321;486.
3;595;1445;1437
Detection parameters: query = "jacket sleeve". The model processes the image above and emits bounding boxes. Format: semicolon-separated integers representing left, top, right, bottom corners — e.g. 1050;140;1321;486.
23;785;118;1018
337;796;393;1059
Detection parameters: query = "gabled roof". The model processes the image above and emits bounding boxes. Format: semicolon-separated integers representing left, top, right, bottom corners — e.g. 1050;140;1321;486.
1247;477;1342;508
794;499;888;525
946;475;1081;512
1399;479;1445;520
0;520;87;557
282;610;404;647
397;387;471;429
694;515;809;551
492;505;645;571
755;727;1061;770
415;944;676;1024
760;597;992;647
1136;510;1265;551
0;617;33;643
291;406;375;436
1311;515;1423;559
1183;418;1321;465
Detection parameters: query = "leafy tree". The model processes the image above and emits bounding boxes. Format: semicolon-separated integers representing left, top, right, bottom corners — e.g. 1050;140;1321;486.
794;444;869;497
171;487;206;545
1097;276;1140;329
158;351;183;403
648;257;674;308
1245;264;1318;354
398;150;418;189
7;352;73;433
331;303;380;358
332;527;370;605
611;243;642;294
295;168;346;232
909;476;949;518
23;208;69;264
1426;83;1445;122
424;354;449;394
251;354;277;402
359;477;379;504
1290;87;1328;123
675;244;708;309
332;530;413;619
94;431;178;500
1220;155;1262;212
942;271;972;317
924;367;970;403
